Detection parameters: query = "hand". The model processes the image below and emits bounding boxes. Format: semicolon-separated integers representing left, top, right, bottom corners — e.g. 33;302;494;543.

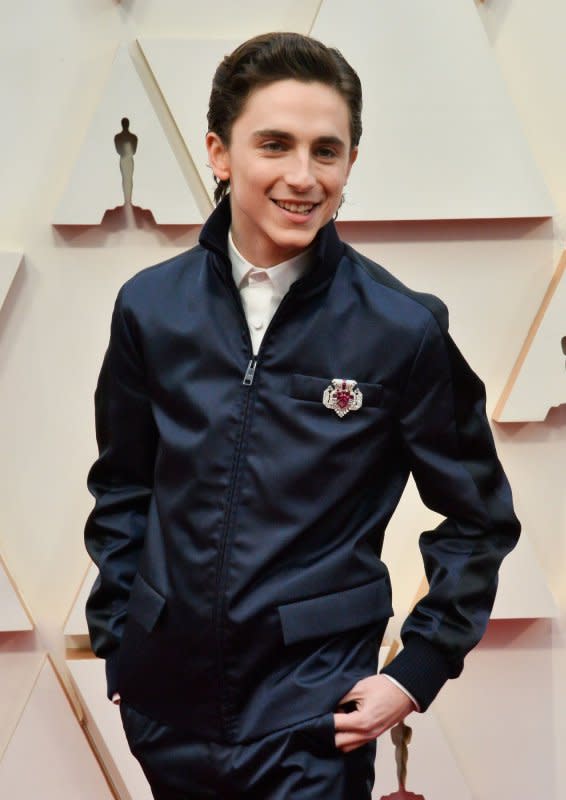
333;674;414;753
111;692;121;705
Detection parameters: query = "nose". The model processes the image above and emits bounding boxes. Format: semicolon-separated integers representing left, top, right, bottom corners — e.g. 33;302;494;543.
284;152;316;192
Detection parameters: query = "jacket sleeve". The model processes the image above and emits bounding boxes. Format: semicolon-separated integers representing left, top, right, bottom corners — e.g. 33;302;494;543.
84;287;158;698
381;305;520;711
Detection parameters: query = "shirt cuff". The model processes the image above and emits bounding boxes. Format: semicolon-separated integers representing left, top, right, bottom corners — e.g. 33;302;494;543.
381;674;421;712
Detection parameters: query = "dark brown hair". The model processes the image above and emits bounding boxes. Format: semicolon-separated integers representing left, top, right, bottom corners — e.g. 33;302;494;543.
207;32;362;204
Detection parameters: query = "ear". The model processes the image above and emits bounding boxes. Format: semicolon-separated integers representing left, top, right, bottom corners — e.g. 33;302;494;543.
206;132;231;182
345;146;358;181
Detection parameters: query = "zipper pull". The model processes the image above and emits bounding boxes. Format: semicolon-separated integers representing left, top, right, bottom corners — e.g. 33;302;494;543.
243;358;258;386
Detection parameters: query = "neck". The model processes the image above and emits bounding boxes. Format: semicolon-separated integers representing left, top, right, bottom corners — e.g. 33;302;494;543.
230;230;308;269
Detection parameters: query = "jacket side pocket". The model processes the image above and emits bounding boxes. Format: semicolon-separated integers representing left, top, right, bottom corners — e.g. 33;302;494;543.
127;572;166;633
277;578;393;646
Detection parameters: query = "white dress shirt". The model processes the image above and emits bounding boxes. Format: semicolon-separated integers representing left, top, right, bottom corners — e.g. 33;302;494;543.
228;229;311;354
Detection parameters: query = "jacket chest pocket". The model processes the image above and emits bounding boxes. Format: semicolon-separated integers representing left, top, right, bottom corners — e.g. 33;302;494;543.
289;373;385;410
281;373;398;465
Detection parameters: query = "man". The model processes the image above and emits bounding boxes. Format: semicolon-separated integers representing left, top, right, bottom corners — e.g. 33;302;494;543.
85;32;520;799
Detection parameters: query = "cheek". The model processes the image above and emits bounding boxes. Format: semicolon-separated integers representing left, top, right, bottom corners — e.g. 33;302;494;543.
231;163;274;193
322;182;345;206
320;169;348;196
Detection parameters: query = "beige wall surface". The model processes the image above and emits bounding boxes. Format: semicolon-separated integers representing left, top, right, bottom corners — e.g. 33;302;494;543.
0;2;565;799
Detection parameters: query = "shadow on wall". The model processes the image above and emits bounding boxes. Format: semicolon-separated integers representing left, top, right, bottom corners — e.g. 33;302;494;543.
51;206;199;248
0;260;27;381
475;0;515;46
479;617;554;650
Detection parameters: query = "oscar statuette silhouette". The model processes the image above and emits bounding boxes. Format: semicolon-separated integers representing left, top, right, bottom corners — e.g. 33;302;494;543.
379;720;425;800
114;117;138;205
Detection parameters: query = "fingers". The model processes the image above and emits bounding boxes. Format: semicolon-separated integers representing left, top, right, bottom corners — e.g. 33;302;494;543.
336;735;374;753
332;675;415;752
334;716;383;752
333;710;366;732
333;711;386;748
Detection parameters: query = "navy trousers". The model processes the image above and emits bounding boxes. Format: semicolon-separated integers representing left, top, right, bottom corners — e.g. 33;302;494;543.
120;702;376;799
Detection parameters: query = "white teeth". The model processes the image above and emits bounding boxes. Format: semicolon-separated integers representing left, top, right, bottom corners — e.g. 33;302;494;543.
274;200;315;215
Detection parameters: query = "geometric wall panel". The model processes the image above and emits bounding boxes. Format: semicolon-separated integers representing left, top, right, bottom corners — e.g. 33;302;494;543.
0;657;115;799
0;256;27;632
53;44;204;225
0;252;22;312
0;652;43;760
374;647;473;800
0;550;33;632
491;530;558;619
493;251;566;422
67;657;152;800
311;0;554;220
139;37;240;205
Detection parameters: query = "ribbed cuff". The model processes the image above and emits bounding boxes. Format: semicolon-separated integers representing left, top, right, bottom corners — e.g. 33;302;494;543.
105;650;121;700
380;636;458;712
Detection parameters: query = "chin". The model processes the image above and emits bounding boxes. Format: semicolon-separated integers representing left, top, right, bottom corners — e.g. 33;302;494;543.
279;226;319;245
278;234;316;256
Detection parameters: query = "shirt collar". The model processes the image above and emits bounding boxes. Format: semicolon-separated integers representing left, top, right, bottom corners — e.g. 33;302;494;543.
199;196;346;300
228;227;313;298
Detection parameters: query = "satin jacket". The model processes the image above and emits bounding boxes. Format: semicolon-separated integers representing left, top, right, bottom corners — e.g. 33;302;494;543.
84;197;520;743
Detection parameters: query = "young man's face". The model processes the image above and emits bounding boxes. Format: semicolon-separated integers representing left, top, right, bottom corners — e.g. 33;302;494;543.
206;79;358;267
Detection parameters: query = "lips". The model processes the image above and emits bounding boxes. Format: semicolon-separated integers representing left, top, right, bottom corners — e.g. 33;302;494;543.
272;199;319;215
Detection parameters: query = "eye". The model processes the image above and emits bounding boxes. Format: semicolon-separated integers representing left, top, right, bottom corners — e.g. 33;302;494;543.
261;140;286;153
315;146;338;160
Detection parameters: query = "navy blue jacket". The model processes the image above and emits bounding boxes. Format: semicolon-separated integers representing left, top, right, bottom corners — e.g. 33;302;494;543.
85;198;520;743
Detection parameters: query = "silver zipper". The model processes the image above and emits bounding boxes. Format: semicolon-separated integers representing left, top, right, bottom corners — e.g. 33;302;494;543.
242;358;258;386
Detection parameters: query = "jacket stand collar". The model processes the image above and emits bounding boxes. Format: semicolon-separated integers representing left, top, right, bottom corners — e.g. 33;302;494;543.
199;196;345;298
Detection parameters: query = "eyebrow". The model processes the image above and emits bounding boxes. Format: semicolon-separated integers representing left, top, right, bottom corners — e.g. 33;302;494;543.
252;129;346;149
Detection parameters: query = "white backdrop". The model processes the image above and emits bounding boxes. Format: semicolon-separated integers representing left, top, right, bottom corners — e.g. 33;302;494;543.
0;2;565;799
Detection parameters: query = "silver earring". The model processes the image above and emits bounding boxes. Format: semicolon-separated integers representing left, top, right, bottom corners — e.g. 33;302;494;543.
333;194;345;221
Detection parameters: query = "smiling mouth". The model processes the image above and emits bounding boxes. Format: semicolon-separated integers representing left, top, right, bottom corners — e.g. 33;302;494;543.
272;199;318;215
